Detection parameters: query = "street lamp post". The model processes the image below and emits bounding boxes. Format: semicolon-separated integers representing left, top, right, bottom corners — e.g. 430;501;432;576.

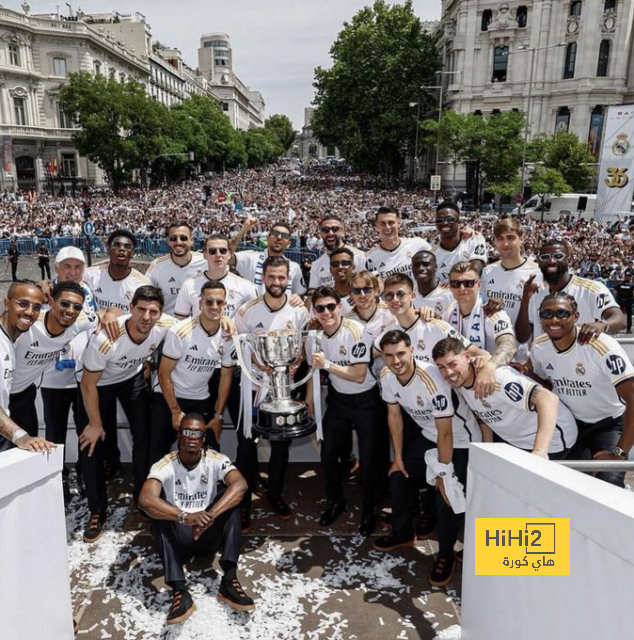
516;42;567;201
435;70;463;192
409;101;421;182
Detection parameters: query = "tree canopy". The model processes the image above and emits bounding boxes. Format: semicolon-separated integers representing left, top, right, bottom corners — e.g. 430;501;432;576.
264;114;297;152
312;0;441;180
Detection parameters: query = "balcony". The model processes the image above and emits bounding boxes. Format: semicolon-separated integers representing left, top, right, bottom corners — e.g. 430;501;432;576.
0;125;75;139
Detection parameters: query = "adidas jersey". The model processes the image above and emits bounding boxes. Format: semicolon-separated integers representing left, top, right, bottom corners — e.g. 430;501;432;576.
366;237;431;280
528;275;620;341
432;234;489;282
235;296;310;334
375;317;470;364
82;313;175;385
413;285;454;320
158;316;236;400
148;449;236;513
481;259;542;325
0;326;15;411
306;317;375;394
235;250;306;295
175;270;258;319
308;246;366;290
458;365;577;453
12;310;99;393
146;252;207;315
345;304;394;342
447;298;515;355
531;331;634;423
83;264;151;312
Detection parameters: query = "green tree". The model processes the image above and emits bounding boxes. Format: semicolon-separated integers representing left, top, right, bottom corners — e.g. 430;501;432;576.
264;114;297;152
60;72;172;190
242;128;284;167
312;0;441;180
425;110;525;205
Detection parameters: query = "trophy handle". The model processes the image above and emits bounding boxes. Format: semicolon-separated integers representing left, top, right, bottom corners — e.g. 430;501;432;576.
232;334;265;389
289;329;323;390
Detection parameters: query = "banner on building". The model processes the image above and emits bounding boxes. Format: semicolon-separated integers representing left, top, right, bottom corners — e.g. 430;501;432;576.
595;105;634;224
3;136;12;176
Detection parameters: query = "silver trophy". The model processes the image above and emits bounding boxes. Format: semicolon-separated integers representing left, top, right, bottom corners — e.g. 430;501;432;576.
234;329;322;440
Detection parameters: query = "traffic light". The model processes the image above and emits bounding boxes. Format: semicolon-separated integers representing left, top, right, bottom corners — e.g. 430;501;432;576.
83;201;91;219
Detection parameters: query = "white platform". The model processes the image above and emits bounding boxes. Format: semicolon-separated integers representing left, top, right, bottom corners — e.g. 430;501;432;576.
0;447;74;640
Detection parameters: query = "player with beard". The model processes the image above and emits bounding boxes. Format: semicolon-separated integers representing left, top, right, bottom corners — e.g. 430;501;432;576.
146;221;207;316
411;250;454;319
431;201;488;282
308;216;366;294
366;206;431;281
0;280;54;452
516;239;624;344
235;256;310;524
229;218;306;295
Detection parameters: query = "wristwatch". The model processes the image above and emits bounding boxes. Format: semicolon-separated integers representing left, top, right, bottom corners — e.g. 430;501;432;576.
11;428;28;445
611;445;627;459
214;413;225;422
323;361;332;371
178;511;188;525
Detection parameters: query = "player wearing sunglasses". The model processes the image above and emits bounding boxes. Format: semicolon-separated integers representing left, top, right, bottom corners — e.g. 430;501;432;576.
328;247;356;314
229;218;306;295
146;221;207;316
527;291;634;487
515;238;624;344
140;414;255;623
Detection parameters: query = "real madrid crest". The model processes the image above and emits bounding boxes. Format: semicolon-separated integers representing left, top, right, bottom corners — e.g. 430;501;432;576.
339;345;347;356
286;320;294;329
575;362;586;376
435;301;443;313
200;473;208;485
481;399;491;409
613;133;630;156
517;279;525;290
417;339;426;351
416;396;425;407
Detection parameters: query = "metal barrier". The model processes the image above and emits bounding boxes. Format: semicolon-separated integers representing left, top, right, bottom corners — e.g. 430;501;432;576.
555;460;634;471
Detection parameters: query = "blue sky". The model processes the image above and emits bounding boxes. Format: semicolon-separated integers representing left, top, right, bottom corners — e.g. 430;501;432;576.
13;0;441;129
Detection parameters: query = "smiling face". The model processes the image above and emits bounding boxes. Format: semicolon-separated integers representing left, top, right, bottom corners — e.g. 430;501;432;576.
383;281;415;317
313;295;341;332
329;251;354;285
167;225;193;258
55;258;85;283
412;252;437;287
199;287;226;322
539;298;578;342
434;350;472;388
349;276;378;313
374;212;400;244
320;218;345;252
538;243;569;284
435;207;460;241
5;284;44;334
382;340;415;379
50;291;84;329
263;264;289;298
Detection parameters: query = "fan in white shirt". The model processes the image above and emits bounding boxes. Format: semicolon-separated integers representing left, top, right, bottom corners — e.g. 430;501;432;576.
146;221;207;315
366;206;431;280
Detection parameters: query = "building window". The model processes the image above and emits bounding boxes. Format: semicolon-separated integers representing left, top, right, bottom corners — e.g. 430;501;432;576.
14;97;26;125
597;40;610;76
62;153;76;177
516;6;528;27
588;105;604;157
109;67;116;79
215;58;227;66
481;9;492;31
604;0;616;12
53;57;67;77
120;72;126;83
94;60;101;75
555;107;570;133
222;102;229;112
57;102;72;128
570;1;582;17
563;42;577;79
8;43;20;66
492;46;508;82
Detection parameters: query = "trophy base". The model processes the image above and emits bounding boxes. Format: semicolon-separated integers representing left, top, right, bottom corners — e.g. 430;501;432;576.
253;404;316;441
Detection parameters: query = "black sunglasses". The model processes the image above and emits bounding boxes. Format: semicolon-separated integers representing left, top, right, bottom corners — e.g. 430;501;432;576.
314;302;338;313
436;216;457;225
58;300;84;312
321;226;342;234
351;286;374;295
14;299;43;313
449;279;477;289
270;229;291;240
208;247;229;255
383;290;409;301
539;309;574;320
330;260;352;268
203;298;225;307
169;234;190;242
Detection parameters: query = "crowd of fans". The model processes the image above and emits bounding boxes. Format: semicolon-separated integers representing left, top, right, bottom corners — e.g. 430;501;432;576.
1;162;633;284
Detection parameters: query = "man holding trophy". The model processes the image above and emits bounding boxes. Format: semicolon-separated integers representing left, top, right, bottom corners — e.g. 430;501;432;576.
234;256;311;523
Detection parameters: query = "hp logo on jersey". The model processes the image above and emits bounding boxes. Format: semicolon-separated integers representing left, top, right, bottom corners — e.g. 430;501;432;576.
606;354;627;376
504;382;524;403
351;342;367;358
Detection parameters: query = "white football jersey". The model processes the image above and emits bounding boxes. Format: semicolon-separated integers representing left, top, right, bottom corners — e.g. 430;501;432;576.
83;265;151;312
432;234;489;282
458;366;577;453
148;449;236;513
13;310;99;393
531;331;634;423
446;298;515;355
0;326;15;411
481;258;542;325
345;304;394;342
175;270;258;319
308;246;366;290
306;317;375;394
82;314;174;385
235;249;306;295
146;252;207;315
158;316;236;400
235;296;310;334
413;285;455;320
528;275;620;341
366;237;431;280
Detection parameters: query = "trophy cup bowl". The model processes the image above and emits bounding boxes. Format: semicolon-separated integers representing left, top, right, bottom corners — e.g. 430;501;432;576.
235;329;321;441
